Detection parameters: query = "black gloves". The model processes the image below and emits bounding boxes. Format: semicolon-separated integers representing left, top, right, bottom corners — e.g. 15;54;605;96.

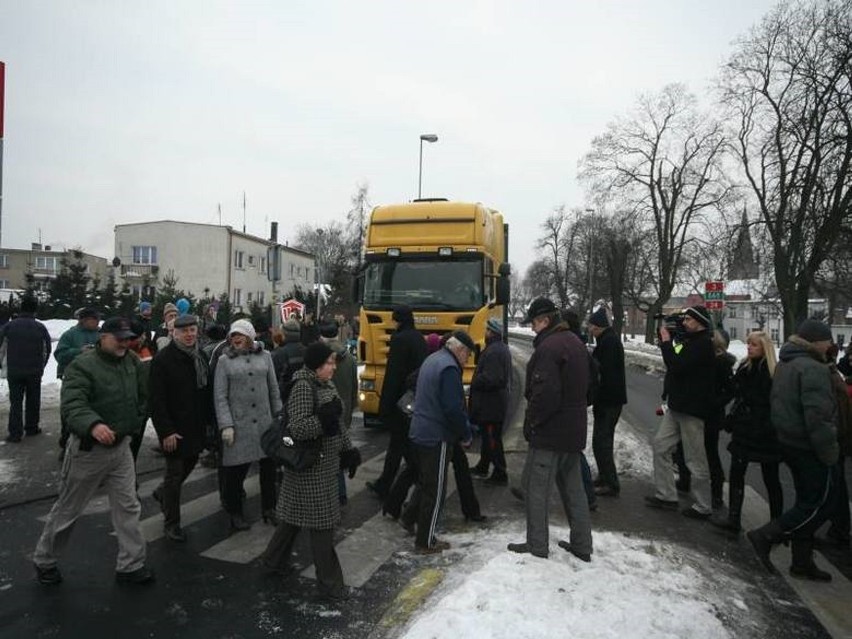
340;447;362;478
317;397;343;436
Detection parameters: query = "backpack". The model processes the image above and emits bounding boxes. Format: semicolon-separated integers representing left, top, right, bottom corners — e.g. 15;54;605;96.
261;379;322;471
586;351;601;406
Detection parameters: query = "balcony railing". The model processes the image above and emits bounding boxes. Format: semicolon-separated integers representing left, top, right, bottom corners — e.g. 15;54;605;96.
121;264;159;278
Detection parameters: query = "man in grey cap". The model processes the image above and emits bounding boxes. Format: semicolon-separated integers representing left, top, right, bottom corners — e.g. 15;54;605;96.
33;317;153;585
470;317;512;485
747;319;838;581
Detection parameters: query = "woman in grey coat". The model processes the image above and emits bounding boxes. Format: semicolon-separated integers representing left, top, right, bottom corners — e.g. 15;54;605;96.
261;342;361;600
214;319;283;531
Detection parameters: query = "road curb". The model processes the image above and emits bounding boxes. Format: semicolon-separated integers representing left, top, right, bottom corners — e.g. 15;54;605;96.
370;567;444;638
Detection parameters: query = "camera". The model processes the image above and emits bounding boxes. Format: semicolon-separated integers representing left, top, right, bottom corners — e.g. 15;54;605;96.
653;313;685;339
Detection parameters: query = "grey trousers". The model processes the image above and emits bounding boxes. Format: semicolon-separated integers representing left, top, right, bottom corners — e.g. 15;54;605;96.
652;409;711;513
34;436;146;573
521;447;593;558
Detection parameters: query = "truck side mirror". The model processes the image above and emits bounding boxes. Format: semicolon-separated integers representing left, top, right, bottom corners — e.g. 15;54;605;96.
352;268;364;304
495;263;511;305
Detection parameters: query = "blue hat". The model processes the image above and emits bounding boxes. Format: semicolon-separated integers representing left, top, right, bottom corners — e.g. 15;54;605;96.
486;318;503;335
139;301;152;313
176;298;191;315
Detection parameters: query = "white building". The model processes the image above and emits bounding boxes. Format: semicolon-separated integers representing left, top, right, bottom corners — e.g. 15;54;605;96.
114;221;315;312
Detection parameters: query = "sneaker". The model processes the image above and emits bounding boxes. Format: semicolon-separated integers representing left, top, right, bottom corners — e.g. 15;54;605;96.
115;566;155;585
644;496;679;511
164;526;187;543
681;507;711;520
557;540;591;562
507;542;548;559
34;564;62;585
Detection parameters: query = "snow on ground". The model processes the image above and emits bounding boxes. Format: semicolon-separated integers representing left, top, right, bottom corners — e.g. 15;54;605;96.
399;524;739;639
0;319;76;407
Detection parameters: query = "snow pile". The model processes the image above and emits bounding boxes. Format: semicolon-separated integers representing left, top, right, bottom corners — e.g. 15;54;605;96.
401;525;735;639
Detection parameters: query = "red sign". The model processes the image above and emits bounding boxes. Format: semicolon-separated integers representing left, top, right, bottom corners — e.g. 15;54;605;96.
706;300;725;311
278;299;305;322
705;281;724;293
0;61;5;138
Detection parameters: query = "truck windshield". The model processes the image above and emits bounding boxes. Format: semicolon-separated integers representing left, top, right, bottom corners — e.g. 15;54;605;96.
363;258;484;311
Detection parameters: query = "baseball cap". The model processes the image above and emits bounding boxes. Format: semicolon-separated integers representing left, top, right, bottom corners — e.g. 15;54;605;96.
99;317;138;340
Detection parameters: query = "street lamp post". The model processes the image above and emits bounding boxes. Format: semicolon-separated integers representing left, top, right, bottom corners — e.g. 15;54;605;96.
586;208;595;318
316;228;324;319
418;134;438;199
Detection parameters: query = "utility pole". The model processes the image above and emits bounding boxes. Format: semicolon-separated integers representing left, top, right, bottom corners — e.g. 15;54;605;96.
0;61;6;248
242;191;246;233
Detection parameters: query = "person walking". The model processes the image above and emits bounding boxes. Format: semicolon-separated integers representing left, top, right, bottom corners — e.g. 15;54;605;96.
507;298;592;562
54;307;100;452
470;318;512;485
586;307;627;497
367;306;428;499
646;306;716;520
747;320;839;581
272;319;306;398
711;331;782;533
33;318;153;585
0;297;52;443
149;314;213;542
261;342;361;601
819;343;851;547
214;319;283;531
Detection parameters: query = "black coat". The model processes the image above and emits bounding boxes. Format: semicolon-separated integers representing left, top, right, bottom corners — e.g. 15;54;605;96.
379;322;428;420
469;335;511;425
149;341;213;457
0;314;51;377
708;351;736;428
592;327;626;406
661;329;715;420
727;359;780;463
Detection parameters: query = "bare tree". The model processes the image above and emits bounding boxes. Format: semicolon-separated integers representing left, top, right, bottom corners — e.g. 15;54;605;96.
580;83;730;341
535;207;573;308
296;221;351;313
719;0;852;338
345;182;371;271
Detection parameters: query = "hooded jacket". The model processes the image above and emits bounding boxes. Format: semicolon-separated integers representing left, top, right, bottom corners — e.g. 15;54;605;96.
660;328;715;419
771;336;838;466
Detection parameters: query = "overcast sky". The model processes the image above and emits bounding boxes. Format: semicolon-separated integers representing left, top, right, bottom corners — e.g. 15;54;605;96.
0;0;776;274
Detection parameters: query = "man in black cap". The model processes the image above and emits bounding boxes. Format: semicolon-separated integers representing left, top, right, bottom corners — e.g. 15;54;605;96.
508;297;593;561
0;297;51;442
646;305;716;519
55;307;101;453
33;317;153;585
149;314;213;542
587;307;627;497
408;330;475;553
367;305;428;499
747;319;838;580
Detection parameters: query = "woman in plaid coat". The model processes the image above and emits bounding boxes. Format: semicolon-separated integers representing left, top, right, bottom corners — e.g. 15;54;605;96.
261;342;361;600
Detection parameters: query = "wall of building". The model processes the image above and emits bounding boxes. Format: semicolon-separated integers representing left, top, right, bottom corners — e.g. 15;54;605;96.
0;247;107;291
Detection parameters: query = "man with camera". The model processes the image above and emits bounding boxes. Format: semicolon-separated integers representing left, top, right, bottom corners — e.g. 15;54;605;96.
646;306;716;519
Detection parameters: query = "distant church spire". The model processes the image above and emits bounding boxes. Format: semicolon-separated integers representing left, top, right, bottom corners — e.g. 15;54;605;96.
728;206;759;280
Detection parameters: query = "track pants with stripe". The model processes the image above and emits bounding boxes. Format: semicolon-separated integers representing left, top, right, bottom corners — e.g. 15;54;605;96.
776;445;837;540
414;442;450;549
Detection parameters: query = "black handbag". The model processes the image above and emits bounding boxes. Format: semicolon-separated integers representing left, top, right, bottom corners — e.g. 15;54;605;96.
261;379;322;471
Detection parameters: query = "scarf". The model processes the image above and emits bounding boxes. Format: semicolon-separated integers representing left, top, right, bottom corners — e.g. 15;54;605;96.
174;340;209;389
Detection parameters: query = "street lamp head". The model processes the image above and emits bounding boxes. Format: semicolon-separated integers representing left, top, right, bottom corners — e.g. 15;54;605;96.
420;134;438;143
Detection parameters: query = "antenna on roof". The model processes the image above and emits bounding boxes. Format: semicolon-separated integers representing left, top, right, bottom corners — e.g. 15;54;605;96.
218;202;222;226
242;191;246;234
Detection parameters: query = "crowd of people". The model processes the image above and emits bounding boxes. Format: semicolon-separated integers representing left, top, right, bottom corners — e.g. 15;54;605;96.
2;292;850;594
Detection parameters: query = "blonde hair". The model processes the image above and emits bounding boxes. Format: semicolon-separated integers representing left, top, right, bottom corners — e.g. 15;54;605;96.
744;331;776;377
712;330;729;356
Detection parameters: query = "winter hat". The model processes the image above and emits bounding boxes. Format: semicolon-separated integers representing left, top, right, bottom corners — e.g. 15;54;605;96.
163;302;178;317
77;307;101;320
682;306;712;329
304;342;334;370
588;307;610;328
20;297;38;313
523;297;557;324
139;301;152;313
450;330;476;351
229;319;256;341
425;333;442;353
173;314;198;329
176;298;191;315
392;305;414;324
796;319;832;343
319;321;339;339
282;318;301;337
486;318;504;335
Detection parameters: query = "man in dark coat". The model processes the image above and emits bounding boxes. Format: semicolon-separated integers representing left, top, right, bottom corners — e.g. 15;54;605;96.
149;314;212;542
646;306;715;519
272;319;305;398
470;317;512;485
367;305;428;499
748;320;839;581
508;298;592;561
0;297;51;442
587;307;627;497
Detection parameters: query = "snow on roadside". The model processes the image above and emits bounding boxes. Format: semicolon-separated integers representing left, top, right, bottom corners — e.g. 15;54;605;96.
0;319;76;407
400;524;736;639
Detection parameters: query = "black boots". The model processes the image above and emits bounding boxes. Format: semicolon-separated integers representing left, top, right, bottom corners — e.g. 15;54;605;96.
790;539;832;582
746;521;784;574
711;484;744;533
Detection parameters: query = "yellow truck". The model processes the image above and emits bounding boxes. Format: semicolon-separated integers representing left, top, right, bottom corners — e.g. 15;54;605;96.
355;199;510;427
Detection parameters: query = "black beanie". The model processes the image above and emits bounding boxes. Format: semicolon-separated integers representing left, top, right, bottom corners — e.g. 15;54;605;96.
588;307;610;328
796;319;832;343
304;342;334;370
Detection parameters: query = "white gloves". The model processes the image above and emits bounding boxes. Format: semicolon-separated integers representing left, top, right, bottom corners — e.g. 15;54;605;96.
221;427;235;447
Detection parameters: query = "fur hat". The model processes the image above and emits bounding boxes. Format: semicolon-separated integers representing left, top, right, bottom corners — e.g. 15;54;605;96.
228;319;256;341
796;319;832;343
304;342;334;370
588;307;610;328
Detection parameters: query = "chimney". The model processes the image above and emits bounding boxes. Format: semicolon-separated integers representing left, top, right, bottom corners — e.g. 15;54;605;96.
270;221;278;243
31;242;42;251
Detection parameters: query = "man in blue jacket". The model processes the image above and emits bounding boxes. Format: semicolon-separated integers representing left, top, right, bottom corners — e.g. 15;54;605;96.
409;330;474;554
0;297;51;443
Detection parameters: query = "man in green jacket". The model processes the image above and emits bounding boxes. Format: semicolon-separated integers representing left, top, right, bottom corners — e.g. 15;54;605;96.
54;307;100;453
33;318;154;586
747;319;839;581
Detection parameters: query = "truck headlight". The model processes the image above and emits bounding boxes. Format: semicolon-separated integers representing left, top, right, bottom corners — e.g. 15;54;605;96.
360;380;376;392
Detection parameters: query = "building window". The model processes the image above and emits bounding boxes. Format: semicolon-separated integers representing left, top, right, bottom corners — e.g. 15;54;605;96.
234;251;244;269
0;280;8;288
771;328;780;343
730;326;737;340
258;291;265;305
729;307;737;319
290;263;294;277
131;246;157;265
35;256;59;272
248;255;255;268
0;254;8;268
234;288;242;306
247;291;253;304
260;257;266;274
